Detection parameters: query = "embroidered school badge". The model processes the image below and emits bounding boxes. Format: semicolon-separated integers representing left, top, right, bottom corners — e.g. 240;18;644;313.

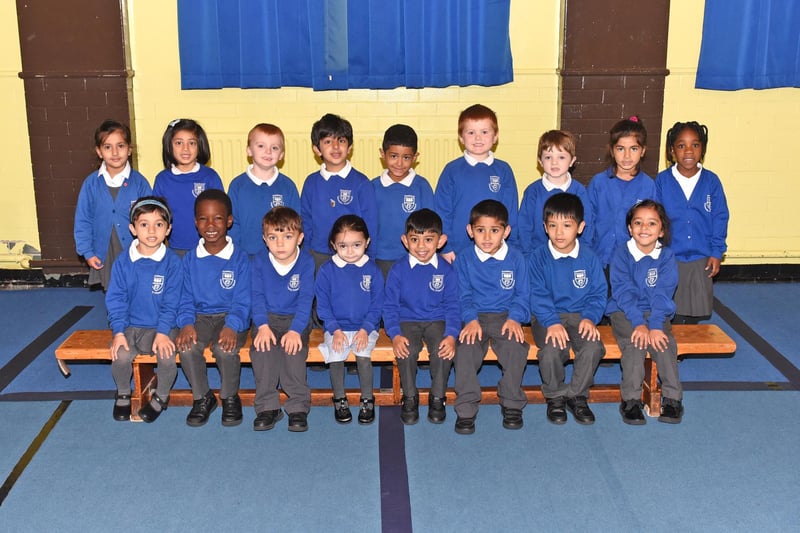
704;194;712;213
429;274;444;292
152;275;165;295
192;183;206;198
646;268;658;288
271;194;284;208
338;189;353;205
288;274;300;292
402;194;417;213
220;270;236;289
488;175;501;193
500;270;515;290
360;274;372;292
572;269;588;289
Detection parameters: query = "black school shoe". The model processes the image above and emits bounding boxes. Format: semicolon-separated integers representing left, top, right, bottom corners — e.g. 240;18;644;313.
501;406;524;430
619;399;646;425
287;412;308;432
400;395;419;425
566;396;595;425
333;397;352;424
186;389;218;427
454;416;475;435
658;397;684;424
138;393;168;423
253;409;284;431
427;396;446;424
358;397;375;425
546;396;567;425
221;394;243;427
113;392;131;422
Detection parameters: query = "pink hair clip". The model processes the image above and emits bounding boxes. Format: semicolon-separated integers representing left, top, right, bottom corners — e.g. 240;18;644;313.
628;116;639;123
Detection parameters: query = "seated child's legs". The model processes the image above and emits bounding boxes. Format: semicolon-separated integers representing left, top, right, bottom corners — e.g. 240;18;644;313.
329;362;347;398
454;334;489;419
484;314;528;411
250;338;282;413
211;338;245;400
650;320;682;402
563;315;605;398
421;321;452;399
397;322;424;399
610;311;647;401
111;329;138;395
532;319;570;398
355;355;373;399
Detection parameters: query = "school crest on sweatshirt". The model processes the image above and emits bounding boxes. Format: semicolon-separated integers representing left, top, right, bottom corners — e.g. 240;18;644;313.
220;270;236;289
402;194;417;213
288;273;300;292
646;268;658;288
500;270;515;290
488;175;501;192
152;275;165;295
360;274;372;292
271;194;285;208
704;194;712;213
338;189;353;205
572;270;587;289
192;183;206;197
429;274;444;292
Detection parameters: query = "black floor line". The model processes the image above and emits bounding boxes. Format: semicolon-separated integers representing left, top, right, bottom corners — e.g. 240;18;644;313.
0;400;71;507
713;297;800;389
0;390;113;402
379;405;413;533
682;381;793;391
0;306;93;393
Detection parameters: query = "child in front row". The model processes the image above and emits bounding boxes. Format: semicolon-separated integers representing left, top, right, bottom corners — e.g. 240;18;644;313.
176;189;251;428
250;207;315;432
383;209;460;425
518;130;592;257
106;197;182;422
529;193;606;425
453;200;530;434
228;123;301;257
371;124;435;279
315;215;384;425
606;200;683;425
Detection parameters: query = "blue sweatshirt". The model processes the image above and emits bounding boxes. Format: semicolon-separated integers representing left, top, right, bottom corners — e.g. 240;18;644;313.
251;247;315;334
177;237;251;332
300;165;377;254
74;168;152;262
454;242;530;324
606;239;678;330
228;169;301;256
383;254;461;340
528;240;607;327
434;155;519;254
153;165;224;250
655;166;729;262
586;168;656;266
105;243;183;336
315;255;384;334
371;171;435;262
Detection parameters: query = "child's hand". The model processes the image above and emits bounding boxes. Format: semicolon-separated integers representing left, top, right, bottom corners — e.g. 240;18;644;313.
353;329;369;352
459;320;482;344
152;333;176;359
705;256;721;278
578;319;601;342
502;319;525;343
253;324;276;352
441;251;456;264
392;335;410;358
176;325;197;352
631;324;649;350
87;256;103;270
218;326;237;353
545;323;569;349
649;329;669;352
281;331;303;356
438;336;456;360
332;329;347;352
110;332;128;361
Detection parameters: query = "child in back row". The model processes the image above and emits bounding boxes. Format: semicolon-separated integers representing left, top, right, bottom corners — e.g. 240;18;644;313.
371;124;435;279
383;209;459;425
529;193;606;425
229;123;301;257
435;104;519;262
656;121;729;324
518;130;591;257
74;120;152;290
153;118;224;255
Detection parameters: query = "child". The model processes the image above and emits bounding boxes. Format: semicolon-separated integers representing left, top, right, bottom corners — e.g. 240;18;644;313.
453;200;529;434
153;118;224;255
176;189;251;427
529;193;606;425
229;123;301;257
105;197;182;422
301;113;378;271
587;116;656;268
518;130;592;257
250;207;314;432
606;200;683;425
74;120;152;290
656;121;729;323
371;124;435;279
315;215;384;424
434;104;519;262
383;209;460;425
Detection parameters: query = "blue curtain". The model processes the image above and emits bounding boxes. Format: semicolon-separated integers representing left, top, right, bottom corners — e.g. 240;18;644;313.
696;0;800;90
177;0;513;90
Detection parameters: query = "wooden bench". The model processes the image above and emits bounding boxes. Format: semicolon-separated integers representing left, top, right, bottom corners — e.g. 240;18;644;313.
54;325;735;421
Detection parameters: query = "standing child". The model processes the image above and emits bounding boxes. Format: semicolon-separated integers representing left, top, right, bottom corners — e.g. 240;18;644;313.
315;215;384;425
606;200;683;425
301;113;378;271
371;124;434;279
453;200;530;434
106;197;182;422
153;118;224;255
250;207;314;432
518;130;592;257
587;116;656;268
74;120;152;290
434;104;519;263
229;123;301;257
176;189;251;427
529;193;606;425
383;209;459;425
656;121;729;323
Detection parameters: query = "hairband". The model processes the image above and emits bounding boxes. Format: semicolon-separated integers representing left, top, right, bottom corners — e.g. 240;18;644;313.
130;198;171;223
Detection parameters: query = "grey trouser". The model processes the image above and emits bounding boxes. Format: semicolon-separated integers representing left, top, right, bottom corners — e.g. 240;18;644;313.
396;321;453;399
112;326;178;401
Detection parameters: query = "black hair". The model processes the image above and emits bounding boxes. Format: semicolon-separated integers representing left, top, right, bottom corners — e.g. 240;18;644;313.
328;214;369;252
129;196;172;225
543;192;584;224
405;208;442;235
194;188;232;217
94;119;132;148
262;206;303;234
626;199;671;246
607;115;648;174
382;124;418;152
665;121;709;164
162;118;211;168
469;199;508;226
311;113;354;148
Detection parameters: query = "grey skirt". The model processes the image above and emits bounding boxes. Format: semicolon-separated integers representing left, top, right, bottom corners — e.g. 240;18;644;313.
674;257;713;317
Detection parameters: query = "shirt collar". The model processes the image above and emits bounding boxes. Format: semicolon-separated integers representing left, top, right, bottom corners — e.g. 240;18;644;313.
464;151;495;167
474;240;508;262
627;238;662;261
196;236;235;259
320;161;353;180
331;253;370;268
671;162;703;180
408;253;439;269
379;168;416;187
246;164;279;186
129;240;167;262
269;247;300;275
548;239;580;259
171;162;201;175
99;161;131;188
541;172;572;192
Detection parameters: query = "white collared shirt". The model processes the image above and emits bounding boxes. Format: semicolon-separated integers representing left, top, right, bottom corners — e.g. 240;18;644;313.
474;240;508;262
379;168;416;187
541;172;572;192
269;247;301;276
408;253;439;269
246;164;280;187
320;161;353;181
627;238;662;261
332;253;370;268
671;163;702;200
129;240;167;262
548;239;580;259
196;236;235;259
100;161;131;188
464;151;495;167
171;162;201;175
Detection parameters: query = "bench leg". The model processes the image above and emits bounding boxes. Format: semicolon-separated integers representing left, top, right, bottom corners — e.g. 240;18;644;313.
642;356;661;416
131;361;156;423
